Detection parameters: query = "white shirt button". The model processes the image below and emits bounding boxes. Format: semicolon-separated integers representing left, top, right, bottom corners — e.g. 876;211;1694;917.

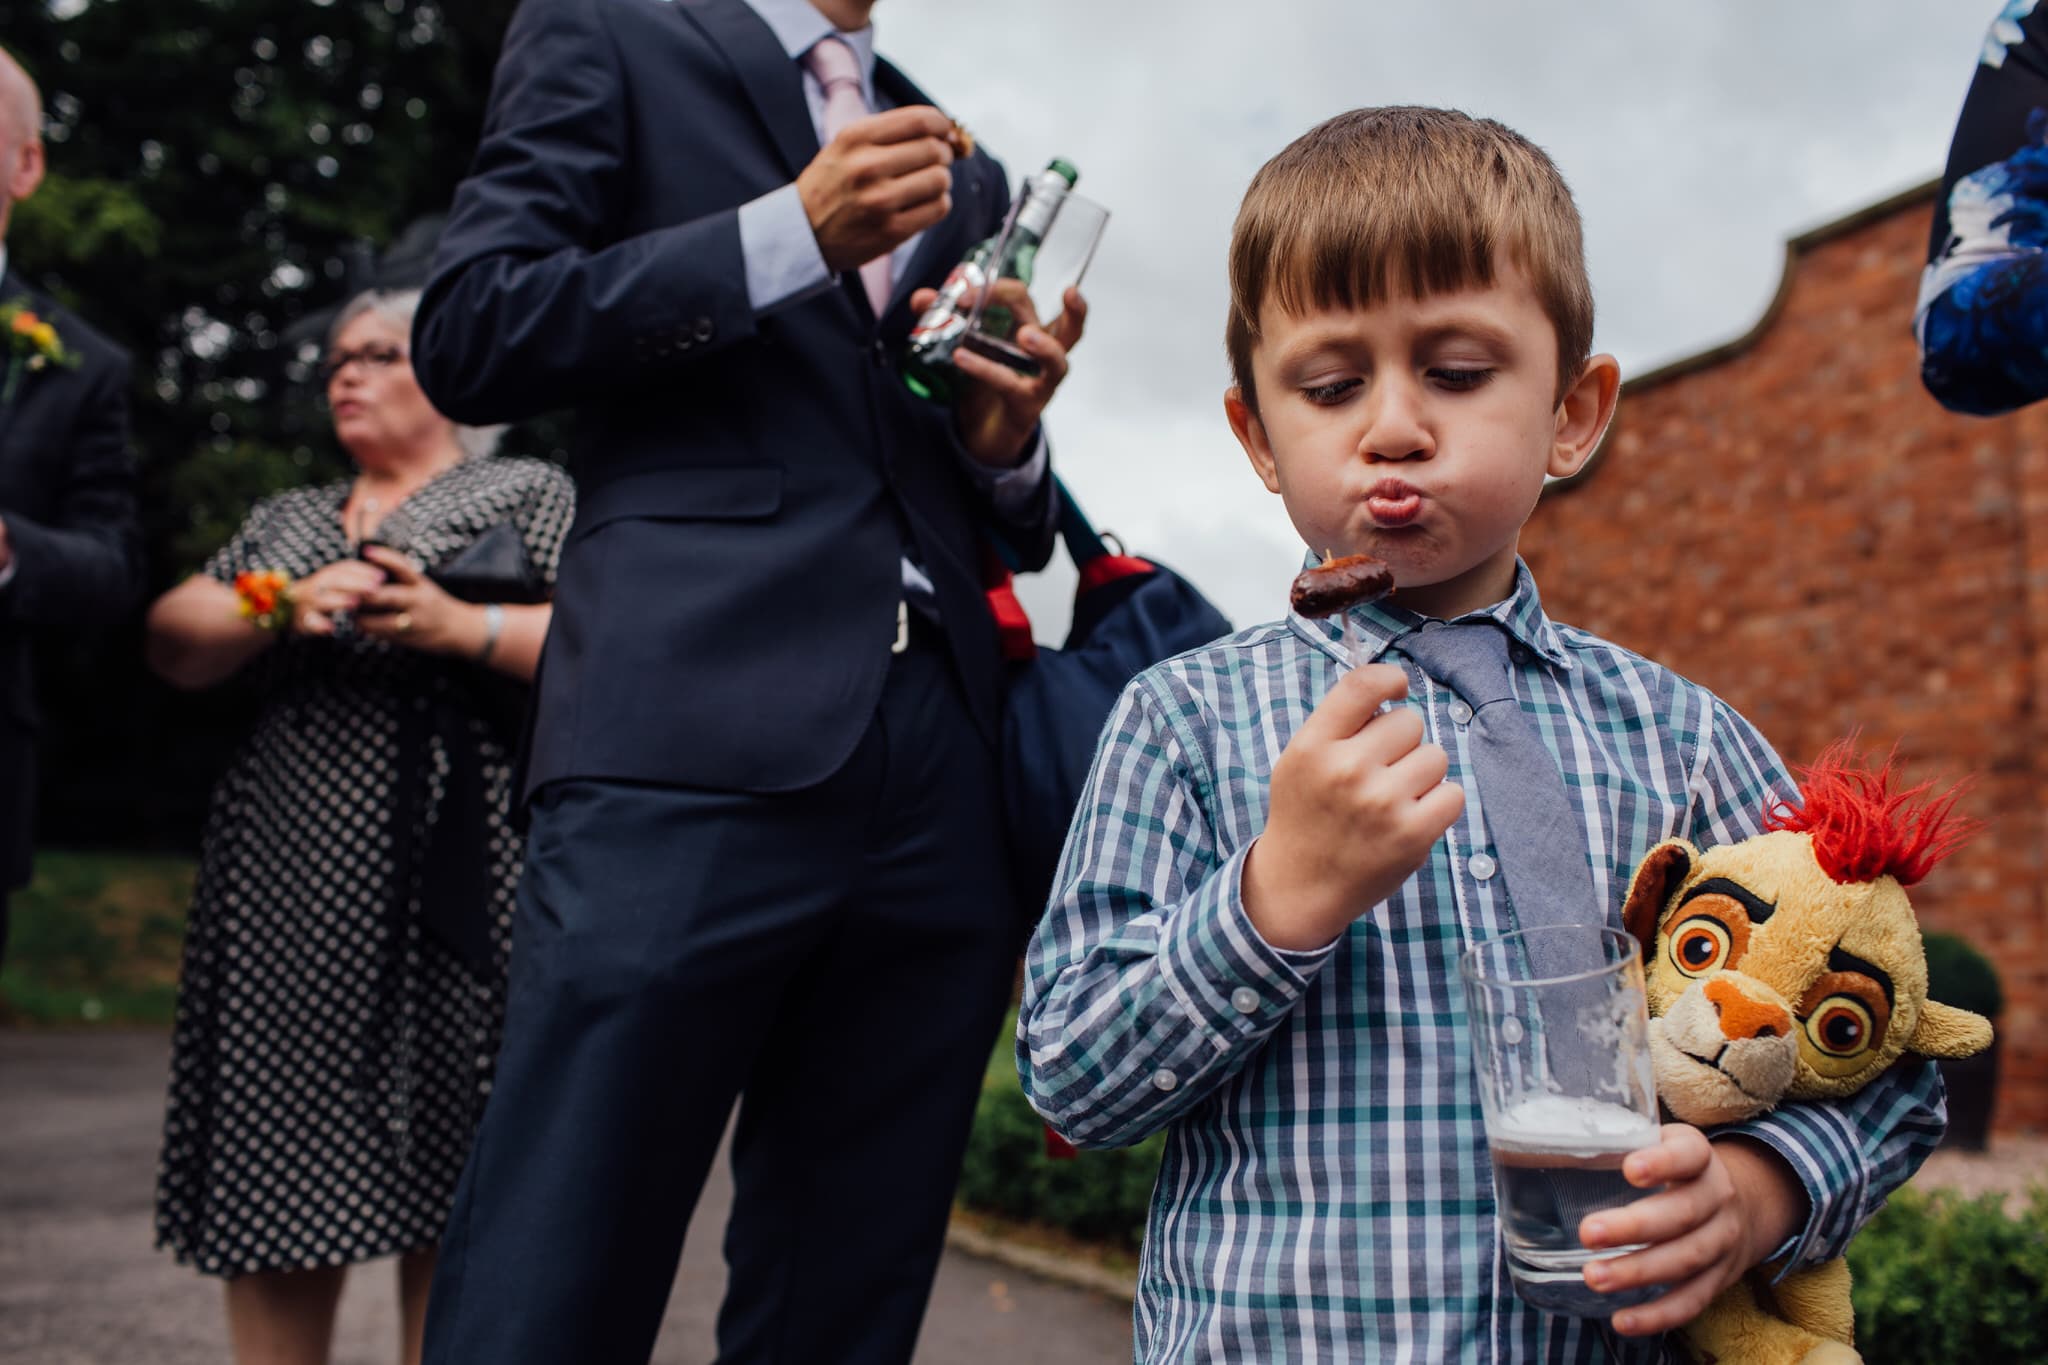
1469;852;1498;881
1230;986;1260;1015
1448;699;1474;726
1152;1068;1180;1092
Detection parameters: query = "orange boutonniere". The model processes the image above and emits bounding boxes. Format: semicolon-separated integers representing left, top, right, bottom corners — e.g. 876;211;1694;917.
0;297;80;404
233;570;295;632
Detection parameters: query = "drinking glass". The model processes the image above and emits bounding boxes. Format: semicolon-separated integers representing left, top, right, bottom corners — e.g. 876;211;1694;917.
956;191;1110;376
1460;925;1665;1316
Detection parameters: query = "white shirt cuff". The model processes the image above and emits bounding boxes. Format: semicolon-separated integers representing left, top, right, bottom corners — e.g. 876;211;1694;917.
737;183;835;316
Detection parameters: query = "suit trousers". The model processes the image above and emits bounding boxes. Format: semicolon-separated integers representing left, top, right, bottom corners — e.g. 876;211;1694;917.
422;630;1021;1365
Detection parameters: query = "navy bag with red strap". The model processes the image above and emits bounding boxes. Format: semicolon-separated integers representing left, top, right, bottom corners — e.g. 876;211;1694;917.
988;478;1233;923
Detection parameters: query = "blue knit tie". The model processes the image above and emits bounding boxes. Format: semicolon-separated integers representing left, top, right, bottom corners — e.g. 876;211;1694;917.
1393;621;1599;954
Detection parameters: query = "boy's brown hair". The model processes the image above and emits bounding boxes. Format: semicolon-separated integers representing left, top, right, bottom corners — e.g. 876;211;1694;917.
1226;106;1594;409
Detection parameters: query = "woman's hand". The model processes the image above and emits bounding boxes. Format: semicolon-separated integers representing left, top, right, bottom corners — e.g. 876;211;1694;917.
353;545;484;657
291;559;390;637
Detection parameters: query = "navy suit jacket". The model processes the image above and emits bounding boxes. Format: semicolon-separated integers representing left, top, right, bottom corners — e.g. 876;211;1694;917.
416;0;1055;797
0;269;142;885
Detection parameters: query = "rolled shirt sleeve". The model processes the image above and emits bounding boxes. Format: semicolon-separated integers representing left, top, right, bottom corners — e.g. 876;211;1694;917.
1019;678;1335;1150
1722;1060;1947;1276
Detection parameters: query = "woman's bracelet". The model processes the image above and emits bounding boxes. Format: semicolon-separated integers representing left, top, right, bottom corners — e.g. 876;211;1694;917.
476;602;504;664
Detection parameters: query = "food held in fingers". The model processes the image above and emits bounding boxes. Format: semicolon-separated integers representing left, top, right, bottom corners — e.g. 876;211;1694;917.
948;120;976;158
1289;552;1394;619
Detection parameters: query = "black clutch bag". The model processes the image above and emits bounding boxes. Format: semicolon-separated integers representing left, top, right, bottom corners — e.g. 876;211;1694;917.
426;521;545;605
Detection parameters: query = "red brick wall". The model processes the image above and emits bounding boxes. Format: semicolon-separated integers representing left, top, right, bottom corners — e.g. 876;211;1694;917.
1525;188;2047;1134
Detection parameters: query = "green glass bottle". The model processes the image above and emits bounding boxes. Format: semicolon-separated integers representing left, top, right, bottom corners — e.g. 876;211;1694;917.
902;158;1079;403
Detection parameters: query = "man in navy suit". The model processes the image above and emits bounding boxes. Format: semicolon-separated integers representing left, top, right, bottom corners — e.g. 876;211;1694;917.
411;1;1085;1359
0;50;142;963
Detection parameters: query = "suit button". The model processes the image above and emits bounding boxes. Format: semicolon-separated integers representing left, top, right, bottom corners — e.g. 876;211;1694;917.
694;317;715;342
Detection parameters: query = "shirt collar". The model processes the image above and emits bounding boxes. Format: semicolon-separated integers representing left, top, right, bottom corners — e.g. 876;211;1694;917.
1287;555;1574;672
741;0;878;100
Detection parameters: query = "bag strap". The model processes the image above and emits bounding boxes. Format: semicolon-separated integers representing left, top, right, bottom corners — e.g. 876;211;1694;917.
1055;475;1112;566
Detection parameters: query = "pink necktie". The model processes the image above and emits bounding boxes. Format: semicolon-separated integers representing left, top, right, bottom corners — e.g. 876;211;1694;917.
803;36;894;317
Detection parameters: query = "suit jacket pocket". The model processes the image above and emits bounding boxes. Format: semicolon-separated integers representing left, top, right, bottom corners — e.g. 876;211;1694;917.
568;466;783;542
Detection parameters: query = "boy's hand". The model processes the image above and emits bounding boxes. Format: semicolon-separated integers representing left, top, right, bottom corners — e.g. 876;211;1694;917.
1576;1125;1809;1337
1242;664;1463;951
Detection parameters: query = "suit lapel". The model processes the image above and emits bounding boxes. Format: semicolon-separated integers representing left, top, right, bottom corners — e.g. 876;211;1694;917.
677;0;820;182
0;269;34;458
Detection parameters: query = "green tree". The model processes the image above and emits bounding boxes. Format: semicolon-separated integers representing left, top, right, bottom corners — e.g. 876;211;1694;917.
0;0;555;846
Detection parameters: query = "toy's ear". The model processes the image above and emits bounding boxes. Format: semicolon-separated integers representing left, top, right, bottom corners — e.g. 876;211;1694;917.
1622;840;1695;962
1910;1001;1994;1060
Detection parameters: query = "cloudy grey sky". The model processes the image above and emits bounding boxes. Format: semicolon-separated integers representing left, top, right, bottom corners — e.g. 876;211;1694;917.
884;1;1998;636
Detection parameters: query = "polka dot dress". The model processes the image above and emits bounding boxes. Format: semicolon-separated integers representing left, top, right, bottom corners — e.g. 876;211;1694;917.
155;455;575;1278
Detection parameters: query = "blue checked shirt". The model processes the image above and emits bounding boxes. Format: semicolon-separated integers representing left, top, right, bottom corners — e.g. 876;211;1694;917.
1018;561;1946;1363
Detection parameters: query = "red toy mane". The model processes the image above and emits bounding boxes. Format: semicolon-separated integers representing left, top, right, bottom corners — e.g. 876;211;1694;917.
1764;740;1979;886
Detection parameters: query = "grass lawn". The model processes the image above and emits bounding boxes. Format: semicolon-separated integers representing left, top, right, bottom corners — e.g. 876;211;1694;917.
0;848;195;1027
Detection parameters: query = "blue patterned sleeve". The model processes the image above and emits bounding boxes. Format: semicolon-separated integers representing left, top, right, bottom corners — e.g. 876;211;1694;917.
1017;674;1338;1149
1919;3;2048;414
1687;698;1948;1274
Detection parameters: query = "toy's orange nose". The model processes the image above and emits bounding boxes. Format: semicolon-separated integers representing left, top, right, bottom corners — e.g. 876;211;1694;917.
1703;977;1792;1042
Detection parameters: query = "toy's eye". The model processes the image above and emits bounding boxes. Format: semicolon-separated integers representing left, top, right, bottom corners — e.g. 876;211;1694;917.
1669;917;1733;977
1805;997;1875;1059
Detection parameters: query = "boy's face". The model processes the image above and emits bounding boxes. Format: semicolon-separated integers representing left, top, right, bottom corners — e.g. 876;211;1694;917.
1227;261;1618;621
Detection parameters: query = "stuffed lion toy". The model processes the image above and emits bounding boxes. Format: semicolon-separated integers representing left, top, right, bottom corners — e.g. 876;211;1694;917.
1618;742;1994;1364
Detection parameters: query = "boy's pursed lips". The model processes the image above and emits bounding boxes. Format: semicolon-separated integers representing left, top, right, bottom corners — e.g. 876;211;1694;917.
1364;477;1424;527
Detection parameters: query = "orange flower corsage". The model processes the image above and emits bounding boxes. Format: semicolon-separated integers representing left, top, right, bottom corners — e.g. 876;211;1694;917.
0;297;79;404
233;569;295;632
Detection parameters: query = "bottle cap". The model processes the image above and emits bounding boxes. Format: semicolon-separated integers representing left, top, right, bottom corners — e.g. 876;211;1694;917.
1046;158;1079;188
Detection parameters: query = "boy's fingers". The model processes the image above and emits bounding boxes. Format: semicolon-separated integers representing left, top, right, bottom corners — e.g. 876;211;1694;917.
1581;1181;1715;1255
1605;1268;1723;1338
1379;737;1451;799
1621;1124;1711;1188
1300;664;1409;742
1345;702;1423;767
1412;778;1466;832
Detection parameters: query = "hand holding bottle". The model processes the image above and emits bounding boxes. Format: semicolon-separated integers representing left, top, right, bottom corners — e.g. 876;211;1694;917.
910;280;1088;467
797;106;957;273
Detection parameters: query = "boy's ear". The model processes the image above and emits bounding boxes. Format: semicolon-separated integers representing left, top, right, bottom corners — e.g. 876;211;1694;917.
1226;387;1282;495
1549;353;1621;480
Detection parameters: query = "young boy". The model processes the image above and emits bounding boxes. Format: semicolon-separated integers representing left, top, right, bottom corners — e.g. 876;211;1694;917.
1017;108;1946;1361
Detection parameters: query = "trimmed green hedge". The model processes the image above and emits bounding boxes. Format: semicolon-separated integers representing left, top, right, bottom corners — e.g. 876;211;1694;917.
1848;1186;2048;1361
956;1015;1165;1251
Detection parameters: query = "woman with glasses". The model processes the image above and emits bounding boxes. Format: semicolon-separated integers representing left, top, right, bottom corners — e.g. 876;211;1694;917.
142;288;575;1365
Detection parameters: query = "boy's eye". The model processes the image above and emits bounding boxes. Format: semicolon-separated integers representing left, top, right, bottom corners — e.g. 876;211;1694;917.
1428;367;1494;391
1300;378;1360;405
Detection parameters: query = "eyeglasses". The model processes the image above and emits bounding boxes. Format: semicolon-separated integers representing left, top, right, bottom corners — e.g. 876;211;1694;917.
319;344;408;384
